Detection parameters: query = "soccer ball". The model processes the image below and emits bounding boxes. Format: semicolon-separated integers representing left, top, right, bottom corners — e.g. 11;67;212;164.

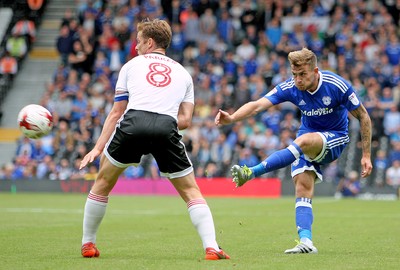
17;104;53;139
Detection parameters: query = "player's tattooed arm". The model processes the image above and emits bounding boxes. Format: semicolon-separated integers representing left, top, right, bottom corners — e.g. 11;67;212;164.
350;104;373;177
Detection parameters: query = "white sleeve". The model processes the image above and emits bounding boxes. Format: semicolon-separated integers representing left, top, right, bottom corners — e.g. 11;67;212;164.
182;76;194;104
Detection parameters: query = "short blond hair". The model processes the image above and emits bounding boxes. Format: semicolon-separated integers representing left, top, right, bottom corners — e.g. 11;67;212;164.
137;18;172;49
288;48;317;69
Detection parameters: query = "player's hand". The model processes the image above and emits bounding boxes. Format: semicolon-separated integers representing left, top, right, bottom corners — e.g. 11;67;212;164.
215;109;233;127
80;149;102;170
360;156;373;178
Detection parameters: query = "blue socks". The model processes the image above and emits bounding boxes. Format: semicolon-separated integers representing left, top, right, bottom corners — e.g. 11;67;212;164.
295;197;313;240
250;142;303;177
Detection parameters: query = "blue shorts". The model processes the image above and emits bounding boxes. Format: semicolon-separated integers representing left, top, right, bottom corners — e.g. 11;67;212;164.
291;131;350;183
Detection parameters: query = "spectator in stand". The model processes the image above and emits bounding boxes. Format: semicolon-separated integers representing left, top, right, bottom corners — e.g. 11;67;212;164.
192;137;211;170
113;6;131;47
60;8;75;28
106;40;126;76
386;159;400;190
70;90;89;124
280;111;300;134
306;24;324;57
15;137;35;159
27;0;44;12
70;158;87;180
56;25;74;66
84;164;99;181
51;91;72;120
374;149;389;186
217;9;234;47
223;50;238;83
323;160;343;185
168;23;185;63
36;155;53;179
383;104;400;137
388;141;400;165
6;33;28;61
12;155;30;179
68;40;90;76
182;5;199;47
124;30;138;61
379;87;396;114
122;163;144;178
52;119;75;157
63;69;80;98
163;0;183;25
0;52;18;80
210;133;232;175
57;158;72;181
237;147;259;168
262;128;280;156
336;170;362;198
264;17;282;49
31;140;47;161
235;37;256;62
0;163;20;180
385;33;400;66
12;16;36;47
233;76;252;108
198;8;218;48
260;106;282;135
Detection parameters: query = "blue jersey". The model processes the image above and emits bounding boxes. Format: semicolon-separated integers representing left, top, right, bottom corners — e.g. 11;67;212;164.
266;71;361;134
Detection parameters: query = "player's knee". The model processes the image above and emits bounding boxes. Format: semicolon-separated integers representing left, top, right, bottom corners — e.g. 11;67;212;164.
294;134;313;148
294;133;322;156
294;175;314;197
93;177;115;195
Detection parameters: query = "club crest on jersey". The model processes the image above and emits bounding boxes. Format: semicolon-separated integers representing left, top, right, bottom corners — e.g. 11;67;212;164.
322;96;331;106
292;159;299;166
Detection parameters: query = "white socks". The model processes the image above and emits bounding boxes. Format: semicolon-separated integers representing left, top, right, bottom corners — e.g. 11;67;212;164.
82;194;221;251
82;192;108;245
187;198;219;251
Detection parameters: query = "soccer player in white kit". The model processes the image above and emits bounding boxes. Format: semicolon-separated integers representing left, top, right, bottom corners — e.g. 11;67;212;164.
79;18;230;260
215;48;373;254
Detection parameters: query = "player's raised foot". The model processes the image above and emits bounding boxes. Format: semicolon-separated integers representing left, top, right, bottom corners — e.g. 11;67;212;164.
231;165;254;187
284;239;318;254
205;247;230;260
81;242;100;258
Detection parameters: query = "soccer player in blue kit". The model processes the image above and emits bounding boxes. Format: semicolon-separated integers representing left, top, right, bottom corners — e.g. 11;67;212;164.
215;48;373;254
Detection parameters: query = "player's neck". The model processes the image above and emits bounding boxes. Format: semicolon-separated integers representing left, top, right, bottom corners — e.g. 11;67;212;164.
308;72;320;92
150;48;166;55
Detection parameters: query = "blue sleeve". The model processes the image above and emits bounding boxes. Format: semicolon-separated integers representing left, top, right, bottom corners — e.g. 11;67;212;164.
342;84;361;112
264;82;292;105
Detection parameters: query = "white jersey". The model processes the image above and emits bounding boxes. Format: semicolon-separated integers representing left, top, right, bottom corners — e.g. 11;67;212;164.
115;53;194;121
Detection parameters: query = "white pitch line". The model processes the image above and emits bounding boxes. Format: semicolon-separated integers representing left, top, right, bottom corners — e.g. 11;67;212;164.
0;208;184;215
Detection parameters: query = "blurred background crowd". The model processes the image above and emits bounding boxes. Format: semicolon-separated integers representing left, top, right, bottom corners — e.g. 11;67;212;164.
0;0;400;193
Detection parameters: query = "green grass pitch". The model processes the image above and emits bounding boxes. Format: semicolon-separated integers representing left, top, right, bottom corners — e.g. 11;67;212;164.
0;193;399;270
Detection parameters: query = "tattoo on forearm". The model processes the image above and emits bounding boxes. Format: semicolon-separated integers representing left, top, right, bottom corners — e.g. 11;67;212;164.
360;116;371;154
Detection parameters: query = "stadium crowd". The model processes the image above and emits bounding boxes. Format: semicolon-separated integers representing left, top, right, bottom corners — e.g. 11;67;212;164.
1;0;400;191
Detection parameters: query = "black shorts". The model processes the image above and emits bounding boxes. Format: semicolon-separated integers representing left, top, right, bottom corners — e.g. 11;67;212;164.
105;110;193;178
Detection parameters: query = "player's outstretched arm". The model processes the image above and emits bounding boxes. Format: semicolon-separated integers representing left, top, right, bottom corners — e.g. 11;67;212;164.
215;97;272;127
80;100;128;169
350;104;373;178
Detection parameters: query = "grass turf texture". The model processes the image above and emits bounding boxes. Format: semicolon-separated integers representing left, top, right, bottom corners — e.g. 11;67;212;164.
0;193;399;270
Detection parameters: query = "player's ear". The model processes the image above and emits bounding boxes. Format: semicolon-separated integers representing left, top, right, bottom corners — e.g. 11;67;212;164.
314;67;319;73
147;37;155;48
